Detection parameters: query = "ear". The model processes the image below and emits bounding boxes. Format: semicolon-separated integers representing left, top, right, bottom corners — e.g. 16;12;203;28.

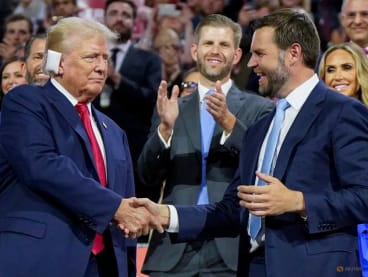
191;43;198;62
58;57;64;75
287;43;302;66
20;61;26;72
232;48;243;65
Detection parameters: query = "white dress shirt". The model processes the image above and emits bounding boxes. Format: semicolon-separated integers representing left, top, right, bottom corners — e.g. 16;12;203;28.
248;73;319;251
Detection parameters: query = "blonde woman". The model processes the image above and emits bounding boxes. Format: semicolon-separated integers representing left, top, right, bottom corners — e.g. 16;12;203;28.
318;42;368;106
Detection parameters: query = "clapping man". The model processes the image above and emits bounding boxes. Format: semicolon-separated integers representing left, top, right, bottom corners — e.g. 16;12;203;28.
138;14;273;276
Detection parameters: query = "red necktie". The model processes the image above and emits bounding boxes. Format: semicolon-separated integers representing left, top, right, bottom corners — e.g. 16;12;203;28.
75;102;106;255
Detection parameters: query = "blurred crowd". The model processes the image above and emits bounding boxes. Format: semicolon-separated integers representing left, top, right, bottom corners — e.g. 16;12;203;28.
0;0;345;93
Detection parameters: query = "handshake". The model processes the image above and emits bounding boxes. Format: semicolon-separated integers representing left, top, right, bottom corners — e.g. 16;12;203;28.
113;198;169;238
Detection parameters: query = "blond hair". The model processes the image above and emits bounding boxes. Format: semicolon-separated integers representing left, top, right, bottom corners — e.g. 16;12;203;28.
47;17;117;54
318;42;368;106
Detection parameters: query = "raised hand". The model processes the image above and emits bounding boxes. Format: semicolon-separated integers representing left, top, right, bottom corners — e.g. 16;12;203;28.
205;81;236;134
0;37;17;60
157;80;180;142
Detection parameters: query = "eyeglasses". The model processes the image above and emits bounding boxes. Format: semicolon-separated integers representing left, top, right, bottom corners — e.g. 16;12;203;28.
180;81;198;90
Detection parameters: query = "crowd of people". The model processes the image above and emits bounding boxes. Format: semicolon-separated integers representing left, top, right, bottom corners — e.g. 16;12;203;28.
0;0;368;277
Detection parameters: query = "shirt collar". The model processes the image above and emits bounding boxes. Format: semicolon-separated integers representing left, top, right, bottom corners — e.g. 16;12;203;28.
110;40;132;53
50;78;92;114
284;74;319;111
197;79;233;102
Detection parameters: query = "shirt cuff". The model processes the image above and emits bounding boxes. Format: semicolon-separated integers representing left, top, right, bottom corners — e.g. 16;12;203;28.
166;205;179;232
220;130;231;144
157;126;173;148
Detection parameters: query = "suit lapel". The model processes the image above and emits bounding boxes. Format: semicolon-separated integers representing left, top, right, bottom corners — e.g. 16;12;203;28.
120;45;133;73
211;85;249;145
180;92;201;152
273;81;327;179
46;81;101;180
226;85;246;115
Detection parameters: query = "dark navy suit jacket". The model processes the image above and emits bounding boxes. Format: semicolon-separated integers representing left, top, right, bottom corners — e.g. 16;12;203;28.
173;81;368;277
0;81;135;277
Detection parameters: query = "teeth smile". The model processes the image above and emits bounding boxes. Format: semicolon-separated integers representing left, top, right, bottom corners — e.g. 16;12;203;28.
334;85;348;91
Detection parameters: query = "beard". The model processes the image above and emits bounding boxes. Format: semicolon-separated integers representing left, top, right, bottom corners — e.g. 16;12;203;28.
111;23;133;43
117;29;132;43
26;67;48;85
197;57;232;82
259;51;289;99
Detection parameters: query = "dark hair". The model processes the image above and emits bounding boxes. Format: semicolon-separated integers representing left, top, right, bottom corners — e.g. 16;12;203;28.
0;56;26;95
104;0;137;19
252;8;320;69
5;13;34;35
1;56;25;75
24;33;47;60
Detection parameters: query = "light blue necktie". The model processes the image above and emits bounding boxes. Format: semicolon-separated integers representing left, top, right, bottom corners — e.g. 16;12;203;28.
249;98;290;239
197;89;216;204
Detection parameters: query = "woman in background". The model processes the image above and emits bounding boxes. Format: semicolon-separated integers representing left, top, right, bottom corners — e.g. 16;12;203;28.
318;41;368;276
0;56;28;113
1;56;27;95
318;42;368;106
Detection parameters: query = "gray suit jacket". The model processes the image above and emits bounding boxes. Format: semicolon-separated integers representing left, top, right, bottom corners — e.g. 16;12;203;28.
138;84;274;272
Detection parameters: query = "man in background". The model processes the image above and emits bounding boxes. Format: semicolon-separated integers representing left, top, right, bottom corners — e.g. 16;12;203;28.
339;0;368;53
138;14;273;277
0;14;33;62
23;33;49;85
95;0;162;201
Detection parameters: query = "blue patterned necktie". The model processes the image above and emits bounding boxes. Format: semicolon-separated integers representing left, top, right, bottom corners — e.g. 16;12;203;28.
197;89;216;204
249;98;290;239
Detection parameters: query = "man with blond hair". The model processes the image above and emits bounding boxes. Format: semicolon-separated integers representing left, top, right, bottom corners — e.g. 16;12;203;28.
0;17;163;277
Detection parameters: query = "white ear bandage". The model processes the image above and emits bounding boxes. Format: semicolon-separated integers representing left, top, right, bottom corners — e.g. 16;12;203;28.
44;49;62;74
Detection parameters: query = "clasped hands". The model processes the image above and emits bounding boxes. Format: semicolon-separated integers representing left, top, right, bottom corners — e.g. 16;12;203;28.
113;197;169;238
